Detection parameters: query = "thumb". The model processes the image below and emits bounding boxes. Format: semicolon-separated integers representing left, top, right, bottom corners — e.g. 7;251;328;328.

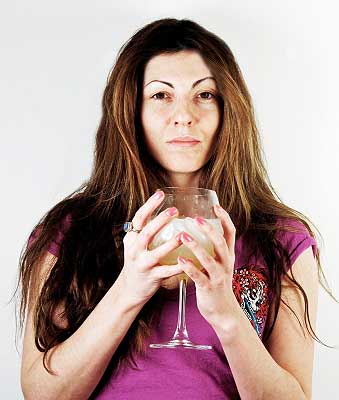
153;263;184;280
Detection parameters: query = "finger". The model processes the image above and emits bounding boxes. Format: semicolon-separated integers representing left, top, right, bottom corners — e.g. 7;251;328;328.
146;232;183;265
213;205;236;257
180;232;218;277
177;256;209;287
130;190;165;233
137;207;179;250
193;217;228;263
152;263;184;280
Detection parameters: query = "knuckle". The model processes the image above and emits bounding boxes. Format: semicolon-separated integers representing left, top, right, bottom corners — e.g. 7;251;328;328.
188;270;196;279
148;252;159;265
203;283;213;291
134;210;145;222
214;277;227;287
160;210;172;221
145;250;158;265
215;236;225;247
202;254;214;264
171;235;182;246
205;223;213;232
140;229;152;241
229;254;236;264
189;240;198;249
186;265;196;275
160;208;169;217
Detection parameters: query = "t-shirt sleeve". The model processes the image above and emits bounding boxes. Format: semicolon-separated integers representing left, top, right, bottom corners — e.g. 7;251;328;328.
27;213;72;257
276;218;318;269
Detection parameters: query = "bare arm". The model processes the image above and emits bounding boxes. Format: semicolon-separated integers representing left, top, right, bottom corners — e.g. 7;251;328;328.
21;252;145;400
214;247;318;400
21;192;184;399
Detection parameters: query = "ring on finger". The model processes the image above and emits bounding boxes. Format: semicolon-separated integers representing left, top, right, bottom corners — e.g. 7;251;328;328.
123;221;142;234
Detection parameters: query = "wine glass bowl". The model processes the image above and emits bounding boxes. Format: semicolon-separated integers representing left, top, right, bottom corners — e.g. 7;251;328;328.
149;215;222;289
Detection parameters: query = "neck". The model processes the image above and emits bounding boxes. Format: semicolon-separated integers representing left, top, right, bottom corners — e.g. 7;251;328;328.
168;171;201;188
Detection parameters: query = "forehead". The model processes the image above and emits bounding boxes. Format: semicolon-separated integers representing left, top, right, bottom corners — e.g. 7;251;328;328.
143;50;213;83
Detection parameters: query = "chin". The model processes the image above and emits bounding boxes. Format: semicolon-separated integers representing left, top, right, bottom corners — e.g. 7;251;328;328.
165;164;203;174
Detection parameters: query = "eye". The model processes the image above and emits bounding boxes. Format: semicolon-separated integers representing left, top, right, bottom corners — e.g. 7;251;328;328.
151;92;169;100
198;91;215;100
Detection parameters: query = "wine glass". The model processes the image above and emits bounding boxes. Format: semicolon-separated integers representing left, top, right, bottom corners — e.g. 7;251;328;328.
148;187;223;350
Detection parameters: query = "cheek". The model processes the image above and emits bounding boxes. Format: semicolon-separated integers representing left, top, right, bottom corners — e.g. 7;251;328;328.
201;107;221;135
141;106;174;160
141;112;163;157
141;110;161;147
141;103;170;128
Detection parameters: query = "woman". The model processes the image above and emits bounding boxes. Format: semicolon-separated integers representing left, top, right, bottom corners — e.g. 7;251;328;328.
18;18;327;399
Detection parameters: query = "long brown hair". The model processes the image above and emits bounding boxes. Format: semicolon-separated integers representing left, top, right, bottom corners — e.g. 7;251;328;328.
15;18;336;392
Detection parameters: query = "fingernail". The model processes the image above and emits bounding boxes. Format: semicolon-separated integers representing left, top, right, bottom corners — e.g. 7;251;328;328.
181;232;193;242
153;191;164;200
177;256;187;264
175;233;182;242
166;207;177;216
195;217;206;225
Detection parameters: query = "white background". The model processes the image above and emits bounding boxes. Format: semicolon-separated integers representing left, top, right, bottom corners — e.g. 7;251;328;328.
1;1;338;398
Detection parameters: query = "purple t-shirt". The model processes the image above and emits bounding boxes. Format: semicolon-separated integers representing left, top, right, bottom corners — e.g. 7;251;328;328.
28;217;317;399
28;213;72;257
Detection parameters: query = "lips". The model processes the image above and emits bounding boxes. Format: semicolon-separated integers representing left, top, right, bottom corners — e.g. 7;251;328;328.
167;136;201;146
168;141;200;147
169;140;200;143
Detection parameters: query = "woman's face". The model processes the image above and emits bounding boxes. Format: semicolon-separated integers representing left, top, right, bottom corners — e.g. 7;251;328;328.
141;50;221;186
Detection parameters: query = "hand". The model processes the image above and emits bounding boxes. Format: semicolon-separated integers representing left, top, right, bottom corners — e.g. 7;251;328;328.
117;191;184;307
177;205;239;329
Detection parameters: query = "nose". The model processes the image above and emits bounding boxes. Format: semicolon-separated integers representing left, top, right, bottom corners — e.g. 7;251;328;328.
173;99;193;127
175;120;192;127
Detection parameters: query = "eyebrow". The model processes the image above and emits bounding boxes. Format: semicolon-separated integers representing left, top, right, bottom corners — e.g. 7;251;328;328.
144;76;216;88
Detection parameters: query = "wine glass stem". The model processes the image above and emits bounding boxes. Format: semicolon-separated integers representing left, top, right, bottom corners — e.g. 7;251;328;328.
172;278;190;341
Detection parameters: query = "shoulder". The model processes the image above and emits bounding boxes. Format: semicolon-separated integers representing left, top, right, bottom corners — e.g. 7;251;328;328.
28;212;73;257
274;217;318;270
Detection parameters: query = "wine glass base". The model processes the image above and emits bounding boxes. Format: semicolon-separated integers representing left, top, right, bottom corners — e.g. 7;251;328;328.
149;338;212;350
